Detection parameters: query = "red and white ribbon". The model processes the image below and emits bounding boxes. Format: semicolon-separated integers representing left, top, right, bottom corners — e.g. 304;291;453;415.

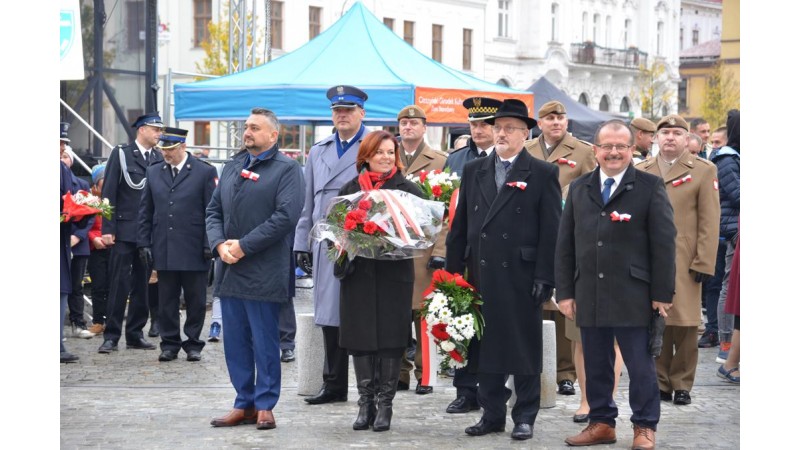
372;190;424;244
419;315;437;386
241;169;260;181
506;181;528;190
713;179;719;190
610;211;631;222
671;174;691;187
558;157;577;168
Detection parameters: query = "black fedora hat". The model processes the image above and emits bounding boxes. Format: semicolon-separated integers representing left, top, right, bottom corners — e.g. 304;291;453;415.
485;99;537;129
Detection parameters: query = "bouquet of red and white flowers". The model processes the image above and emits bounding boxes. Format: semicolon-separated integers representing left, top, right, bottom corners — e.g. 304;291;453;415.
310;189;444;263
61;190;113;223
419;269;484;370
406;169;460;220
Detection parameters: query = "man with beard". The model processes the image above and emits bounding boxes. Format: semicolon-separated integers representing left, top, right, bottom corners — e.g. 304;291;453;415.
207;108;304;430
447;99;561;441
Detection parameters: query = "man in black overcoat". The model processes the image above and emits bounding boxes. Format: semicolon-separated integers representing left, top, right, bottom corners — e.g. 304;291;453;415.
556;120;676;450
446;99;561;441
138;127;218;362
98;112;164;353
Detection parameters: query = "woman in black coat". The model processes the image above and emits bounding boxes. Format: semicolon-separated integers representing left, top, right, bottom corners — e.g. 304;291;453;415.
336;130;423;432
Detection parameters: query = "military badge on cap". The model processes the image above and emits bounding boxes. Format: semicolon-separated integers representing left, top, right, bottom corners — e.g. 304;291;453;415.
462;97;503;122
157;126;188;149
60;122;71;142
538;100;567;118
656;114;689;131
327;85;368;109
132;112;164;129
397;105;427;121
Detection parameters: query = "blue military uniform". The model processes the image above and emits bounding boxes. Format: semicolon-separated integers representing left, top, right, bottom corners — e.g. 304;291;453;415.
99;112;164;352
138;127;218;361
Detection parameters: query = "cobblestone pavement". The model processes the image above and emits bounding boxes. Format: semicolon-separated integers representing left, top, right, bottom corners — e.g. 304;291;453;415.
61;286;740;449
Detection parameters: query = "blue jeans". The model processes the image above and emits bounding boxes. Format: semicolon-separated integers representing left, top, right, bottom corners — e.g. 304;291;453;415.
702;241;726;334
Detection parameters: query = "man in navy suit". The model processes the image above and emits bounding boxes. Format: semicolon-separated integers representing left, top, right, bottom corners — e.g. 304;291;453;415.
99;112;164;353
446;99;562;441
138;127;217;362
556;120;676;450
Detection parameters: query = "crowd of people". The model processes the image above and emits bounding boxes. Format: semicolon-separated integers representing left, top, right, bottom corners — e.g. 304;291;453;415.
60;83;740;449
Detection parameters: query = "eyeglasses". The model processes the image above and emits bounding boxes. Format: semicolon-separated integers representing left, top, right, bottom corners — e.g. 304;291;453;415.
596;143;632;152
491;125;527;134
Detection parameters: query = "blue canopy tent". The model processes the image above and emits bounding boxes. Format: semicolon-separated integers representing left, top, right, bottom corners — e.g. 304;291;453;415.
174;1;532;126
526;77;617;142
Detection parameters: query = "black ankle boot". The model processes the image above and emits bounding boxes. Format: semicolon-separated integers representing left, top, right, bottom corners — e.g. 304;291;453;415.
373;356;401;432
352;355;377;430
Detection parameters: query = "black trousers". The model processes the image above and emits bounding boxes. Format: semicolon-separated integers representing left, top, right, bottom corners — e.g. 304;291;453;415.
103;241;150;342
148;282;159;325
279;297;296;350
157;270;206;353
478;373;540;425
86;249;109;324
321;325;349;394
67;255;89;326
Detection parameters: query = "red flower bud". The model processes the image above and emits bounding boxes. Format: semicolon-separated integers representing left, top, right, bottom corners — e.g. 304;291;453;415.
358;199;372;211
449;350;464;363
363;221;378;235
344;219;357;231
419;171;428;183
431;323;450;341
432;185;443;197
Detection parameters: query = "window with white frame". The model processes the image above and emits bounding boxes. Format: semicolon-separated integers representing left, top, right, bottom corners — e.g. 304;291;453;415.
551;3;559;42
498;0;510;38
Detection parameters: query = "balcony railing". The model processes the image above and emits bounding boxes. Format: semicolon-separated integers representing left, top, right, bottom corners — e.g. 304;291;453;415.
570;42;648;69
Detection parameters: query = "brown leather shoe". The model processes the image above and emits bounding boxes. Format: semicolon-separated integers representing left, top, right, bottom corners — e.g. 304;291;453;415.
631;425;656;450
257;410;276;430
210;408;257;427
565;422;617;446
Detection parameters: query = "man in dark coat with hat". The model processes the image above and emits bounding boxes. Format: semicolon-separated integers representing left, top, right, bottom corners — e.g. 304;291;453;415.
446;99;561;441
442;96;502;415
138;127;218;362
98;112;164;353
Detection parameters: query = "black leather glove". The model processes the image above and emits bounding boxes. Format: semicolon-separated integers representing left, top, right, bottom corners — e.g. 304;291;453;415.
295;251;313;275
691;270;712;283
203;248;213;260
427;256;446;270
139;247;154;267
532;283;554;306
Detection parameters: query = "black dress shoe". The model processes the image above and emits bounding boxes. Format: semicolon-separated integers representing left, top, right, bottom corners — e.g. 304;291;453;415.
304;389;347;405
61;351;80;363
511;423;533;440
573;413;589;423
659;390;672;401
186;350;202;362
558;380;576;395
465;418;505;436
447;396;480;414
158;349;178;361
397;380;410;391
148;321;160;338
415;383;433;395
126;337;157;350
673;390;692;405
98;340;118;353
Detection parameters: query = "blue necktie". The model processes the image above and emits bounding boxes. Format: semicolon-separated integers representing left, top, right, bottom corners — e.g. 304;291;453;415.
501;160;511;170
602;178;615;205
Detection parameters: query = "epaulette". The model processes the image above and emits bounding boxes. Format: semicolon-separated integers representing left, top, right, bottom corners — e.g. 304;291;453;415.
196;158;214;167
693;157;714;167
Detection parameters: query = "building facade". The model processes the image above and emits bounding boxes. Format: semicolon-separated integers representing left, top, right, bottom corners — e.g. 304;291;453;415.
154;0;683;153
